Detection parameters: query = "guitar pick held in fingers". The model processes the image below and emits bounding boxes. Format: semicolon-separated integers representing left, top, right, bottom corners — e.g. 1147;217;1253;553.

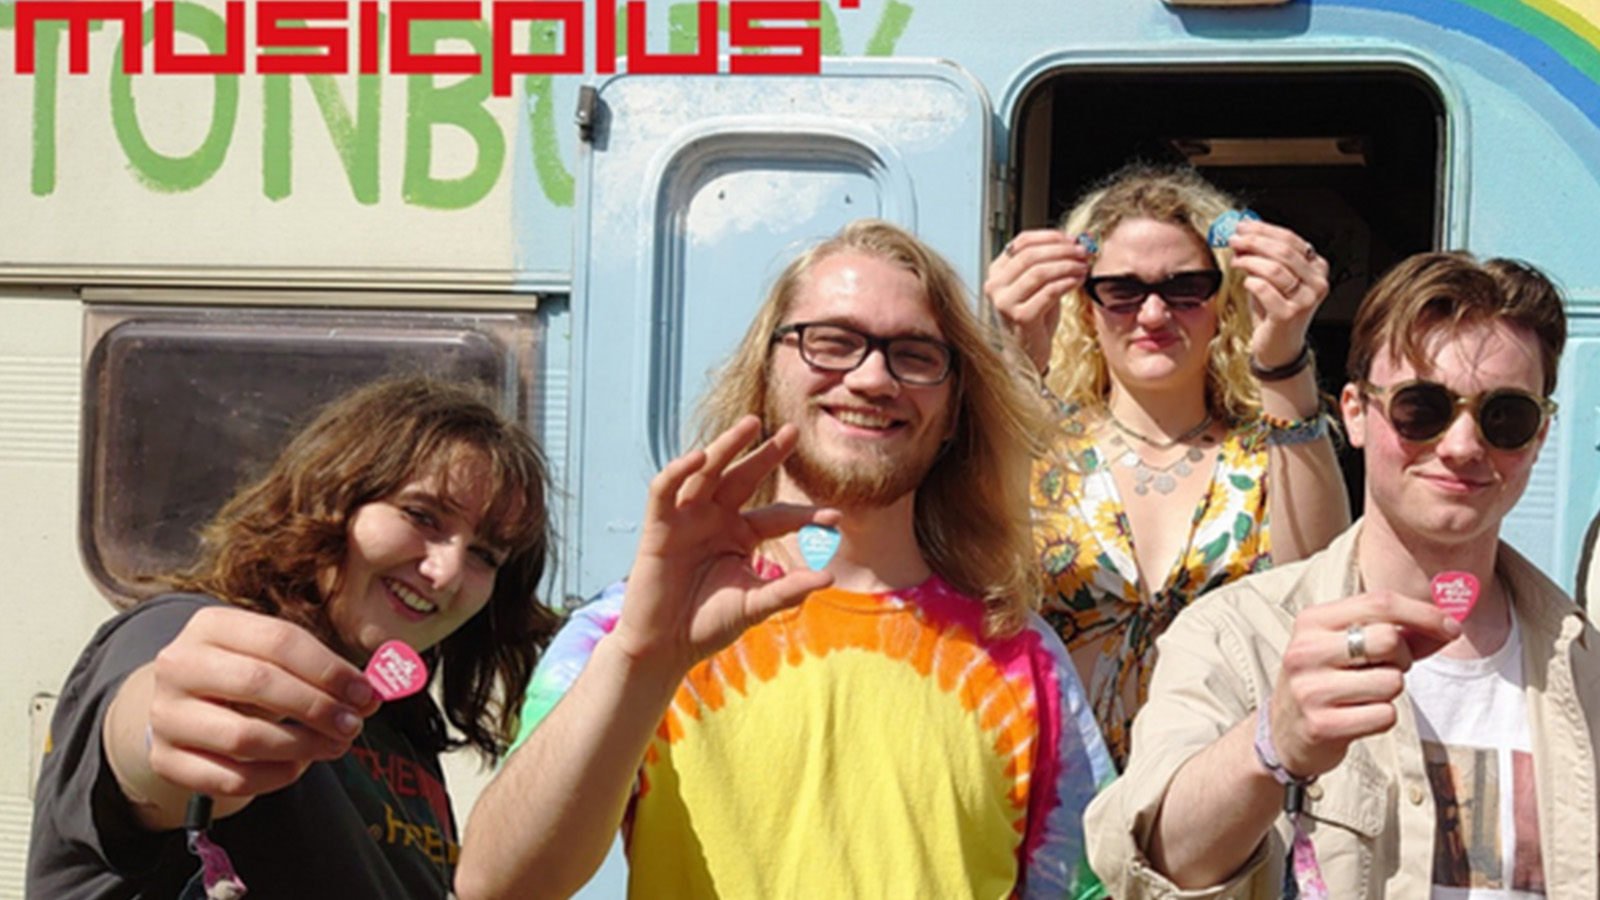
798;525;841;572
1207;208;1261;249
365;640;429;701
1431;571;1480;623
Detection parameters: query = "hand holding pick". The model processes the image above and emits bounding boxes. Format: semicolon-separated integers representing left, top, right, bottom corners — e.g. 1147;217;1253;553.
142;607;382;800
983;228;1092;373
1266;590;1461;779
608;417;840;680
1226;218;1329;370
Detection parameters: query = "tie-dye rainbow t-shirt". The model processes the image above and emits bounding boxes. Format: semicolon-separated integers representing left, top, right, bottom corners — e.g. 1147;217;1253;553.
517;575;1115;899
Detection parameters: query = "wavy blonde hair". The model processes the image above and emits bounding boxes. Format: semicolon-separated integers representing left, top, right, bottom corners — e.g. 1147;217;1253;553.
1046;163;1266;421
695;219;1050;637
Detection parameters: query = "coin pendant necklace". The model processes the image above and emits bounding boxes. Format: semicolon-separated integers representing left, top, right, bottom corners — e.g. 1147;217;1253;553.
1103;409;1215;496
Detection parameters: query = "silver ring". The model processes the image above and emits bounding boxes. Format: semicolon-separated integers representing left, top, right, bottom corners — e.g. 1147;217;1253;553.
1004;242;1017;257
1345;624;1368;664
1304;242;1317;261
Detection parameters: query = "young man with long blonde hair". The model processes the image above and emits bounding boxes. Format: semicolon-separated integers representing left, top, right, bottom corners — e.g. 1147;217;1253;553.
459;219;1114;900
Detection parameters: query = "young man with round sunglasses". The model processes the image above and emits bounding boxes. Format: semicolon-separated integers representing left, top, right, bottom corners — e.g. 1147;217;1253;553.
1084;252;1600;899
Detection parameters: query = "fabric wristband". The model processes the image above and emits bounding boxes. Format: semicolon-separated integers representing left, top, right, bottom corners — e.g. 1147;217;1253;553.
1253;705;1329;900
1261;412;1330;447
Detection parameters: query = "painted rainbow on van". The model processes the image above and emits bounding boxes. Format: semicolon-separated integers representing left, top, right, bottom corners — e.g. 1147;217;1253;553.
1331;0;1600;128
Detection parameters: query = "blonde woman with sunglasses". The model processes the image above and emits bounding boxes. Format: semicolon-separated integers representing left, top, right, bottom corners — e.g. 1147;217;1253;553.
985;164;1350;768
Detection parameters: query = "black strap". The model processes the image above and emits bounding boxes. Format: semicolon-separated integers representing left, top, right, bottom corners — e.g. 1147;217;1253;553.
1577;511;1600;612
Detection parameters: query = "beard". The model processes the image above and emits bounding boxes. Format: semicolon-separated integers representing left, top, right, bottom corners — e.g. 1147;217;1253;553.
768;393;949;510
781;437;936;509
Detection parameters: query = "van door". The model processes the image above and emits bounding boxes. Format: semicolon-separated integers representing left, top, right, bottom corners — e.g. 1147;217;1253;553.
565;59;992;597
1005;65;1445;521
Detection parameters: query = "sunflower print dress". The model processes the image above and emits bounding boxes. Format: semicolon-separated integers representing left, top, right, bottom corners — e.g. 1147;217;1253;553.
1033;405;1272;769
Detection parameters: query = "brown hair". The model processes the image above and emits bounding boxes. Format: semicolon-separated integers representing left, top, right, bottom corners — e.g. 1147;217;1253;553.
1048;162;1267;420
168;377;558;761
1347;252;1567;395
695;219;1050;637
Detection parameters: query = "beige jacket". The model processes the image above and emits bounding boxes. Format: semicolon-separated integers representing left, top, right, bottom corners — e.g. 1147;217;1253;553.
1084;522;1600;899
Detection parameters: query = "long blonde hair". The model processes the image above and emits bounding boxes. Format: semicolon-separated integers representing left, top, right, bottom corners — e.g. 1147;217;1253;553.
1047;163;1264;421
695;219;1050;637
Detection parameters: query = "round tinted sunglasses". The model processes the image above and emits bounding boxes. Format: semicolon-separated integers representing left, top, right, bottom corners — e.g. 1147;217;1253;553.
1360;380;1556;451
1083;269;1223;316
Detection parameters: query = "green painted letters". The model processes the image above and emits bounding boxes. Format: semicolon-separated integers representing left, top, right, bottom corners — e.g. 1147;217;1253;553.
109;2;238;192
403;18;504;210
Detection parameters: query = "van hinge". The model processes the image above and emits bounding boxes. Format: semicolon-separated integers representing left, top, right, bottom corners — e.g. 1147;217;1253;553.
576;85;598;143
990;163;1014;245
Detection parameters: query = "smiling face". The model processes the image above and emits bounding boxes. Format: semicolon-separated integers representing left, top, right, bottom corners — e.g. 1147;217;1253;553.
1088;217;1219;393
1342;319;1548;554
324;453;509;663
766;250;955;510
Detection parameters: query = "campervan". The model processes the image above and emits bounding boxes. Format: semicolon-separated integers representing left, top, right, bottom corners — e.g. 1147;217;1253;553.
4;0;1599;893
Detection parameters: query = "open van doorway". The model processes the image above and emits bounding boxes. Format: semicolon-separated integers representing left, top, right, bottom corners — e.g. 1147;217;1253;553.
1005;66;1445;513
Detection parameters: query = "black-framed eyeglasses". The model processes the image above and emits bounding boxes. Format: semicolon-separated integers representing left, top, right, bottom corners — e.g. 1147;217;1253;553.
771;322;954;386
1360;379;1556;451
1083;269;1223;316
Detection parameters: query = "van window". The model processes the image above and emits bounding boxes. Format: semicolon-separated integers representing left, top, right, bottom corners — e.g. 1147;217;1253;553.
81;305;538;605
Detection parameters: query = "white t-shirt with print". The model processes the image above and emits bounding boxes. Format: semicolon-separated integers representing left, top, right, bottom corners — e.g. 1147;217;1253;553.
1407;609;1545;899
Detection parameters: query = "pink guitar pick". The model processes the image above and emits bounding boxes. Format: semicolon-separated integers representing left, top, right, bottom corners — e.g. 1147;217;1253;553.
1431;571;1480;623
365;640;428;701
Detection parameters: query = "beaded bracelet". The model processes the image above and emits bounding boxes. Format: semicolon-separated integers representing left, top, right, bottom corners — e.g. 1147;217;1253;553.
1261;411;1329;447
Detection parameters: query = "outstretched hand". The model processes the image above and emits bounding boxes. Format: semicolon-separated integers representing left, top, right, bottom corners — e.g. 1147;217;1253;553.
608;416;839;679
101;605;386;830
1227;219;1330;369
1268;590;1460;779
983;229;1091;373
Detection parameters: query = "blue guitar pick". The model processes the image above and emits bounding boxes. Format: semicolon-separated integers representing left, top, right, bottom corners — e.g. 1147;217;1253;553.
797;525;841;571
1207;208;1261;248
1075;232;1099;255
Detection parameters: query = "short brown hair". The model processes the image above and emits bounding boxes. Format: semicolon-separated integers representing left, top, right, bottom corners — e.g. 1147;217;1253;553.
695;219;1050;637
169;377;558;761
1347;252;1567;395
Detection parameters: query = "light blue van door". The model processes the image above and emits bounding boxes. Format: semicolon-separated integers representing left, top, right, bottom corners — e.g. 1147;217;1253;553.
565;58;992;598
